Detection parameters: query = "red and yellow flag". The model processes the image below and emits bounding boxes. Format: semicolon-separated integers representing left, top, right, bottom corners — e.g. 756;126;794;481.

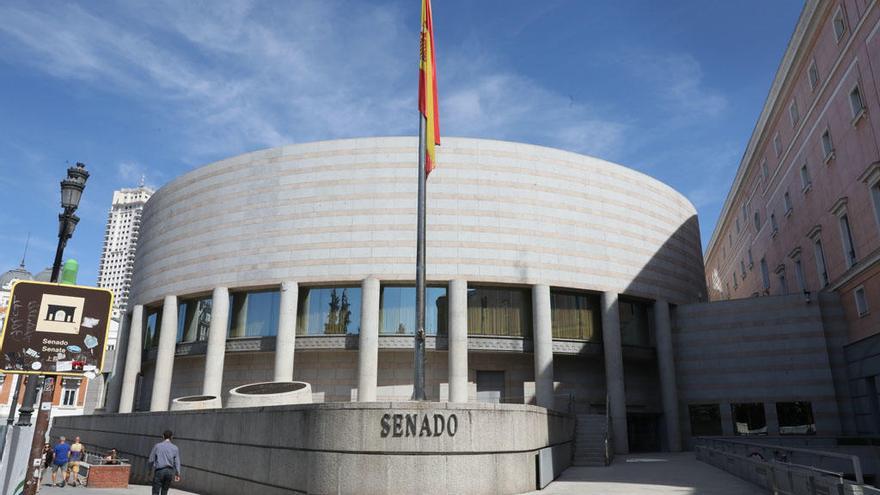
419;0;440;175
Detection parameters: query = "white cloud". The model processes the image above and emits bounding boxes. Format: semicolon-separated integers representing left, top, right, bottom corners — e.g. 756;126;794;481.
0;2;722;170
443;72;627;158
0;1;413;161
617;50;728;121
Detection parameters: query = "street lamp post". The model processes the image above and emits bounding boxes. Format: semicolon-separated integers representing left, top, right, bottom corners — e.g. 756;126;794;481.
16;162;89;426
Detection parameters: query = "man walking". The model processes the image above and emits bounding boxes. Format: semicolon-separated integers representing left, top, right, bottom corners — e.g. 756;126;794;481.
50;436;71;487
148;430;181;495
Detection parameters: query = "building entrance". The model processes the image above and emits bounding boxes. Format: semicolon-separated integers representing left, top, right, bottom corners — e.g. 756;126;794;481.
627;413;660;452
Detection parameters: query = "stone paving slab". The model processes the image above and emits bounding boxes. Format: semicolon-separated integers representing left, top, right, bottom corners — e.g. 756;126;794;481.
530;452;767;494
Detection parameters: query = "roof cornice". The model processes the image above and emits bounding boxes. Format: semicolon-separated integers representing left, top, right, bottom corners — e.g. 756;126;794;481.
705;0;827;258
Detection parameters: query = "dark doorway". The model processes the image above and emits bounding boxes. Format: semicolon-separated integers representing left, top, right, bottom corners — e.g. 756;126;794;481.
476;370;505;403
627;413;660;452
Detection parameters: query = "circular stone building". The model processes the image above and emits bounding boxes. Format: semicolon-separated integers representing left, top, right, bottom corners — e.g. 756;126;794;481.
114;136;705;454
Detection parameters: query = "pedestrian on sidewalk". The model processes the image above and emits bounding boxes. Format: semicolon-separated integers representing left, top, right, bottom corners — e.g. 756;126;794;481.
51;436;71;487
38;443;54;493
148;430;181;495
68;436;84;487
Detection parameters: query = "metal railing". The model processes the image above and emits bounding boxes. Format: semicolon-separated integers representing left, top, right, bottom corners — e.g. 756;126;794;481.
696;437;864;484
695;437;878;495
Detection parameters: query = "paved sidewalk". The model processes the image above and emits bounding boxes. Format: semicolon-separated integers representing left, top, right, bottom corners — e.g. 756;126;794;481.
35;453;760;495
38;484;196;495
530;452;766;494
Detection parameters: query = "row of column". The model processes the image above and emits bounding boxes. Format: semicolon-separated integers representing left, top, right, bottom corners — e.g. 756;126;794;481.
114;281;681;452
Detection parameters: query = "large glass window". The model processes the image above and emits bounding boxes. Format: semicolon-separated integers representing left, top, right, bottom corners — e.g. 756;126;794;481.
467;286;532;337
620;298;652;346
296;286;362;335
731;402;767;435
143;307;162;349
177;297;212;343
228;290;280;338
550;289;601;341
776;401;816;435
379;285;447;335
689;404;723;436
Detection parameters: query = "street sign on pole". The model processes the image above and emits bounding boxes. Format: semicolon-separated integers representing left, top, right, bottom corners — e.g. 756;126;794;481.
0;281;113;378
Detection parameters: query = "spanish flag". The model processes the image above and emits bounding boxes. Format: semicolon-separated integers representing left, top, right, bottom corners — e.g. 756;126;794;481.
419;0;440;175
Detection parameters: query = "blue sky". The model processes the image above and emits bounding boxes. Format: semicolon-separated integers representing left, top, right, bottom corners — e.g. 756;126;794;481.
0;0;802;285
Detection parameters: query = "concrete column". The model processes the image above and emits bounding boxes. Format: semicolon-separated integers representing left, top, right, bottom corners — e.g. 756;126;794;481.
765;401;779;435
867;377;880;434
448;279;468;403
357;277;380;402
202;287;229;398
118;305;144;413
601;291;629;454
150;295;178;412
274;281;299;382
654;299;682;452
103;311;129;412
533;284;554;409
720;402;735;436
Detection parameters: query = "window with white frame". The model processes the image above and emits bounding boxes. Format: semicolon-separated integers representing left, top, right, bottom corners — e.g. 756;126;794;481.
794;258;807;291
762;160;769;180
839;213;857;267
773;134;782;157
742;204;748;223
801;164;812;191
813;237;829;287
784;191;793;215
808;60;820;91
741;260;747;278
849;85;864;119
760;258;770;291
872;180;880;231
754;211;761;231
821;129;834;160
833;8;847;41
777;267;789;295
789;101;800;127
854;286;868;316
61;378;81;407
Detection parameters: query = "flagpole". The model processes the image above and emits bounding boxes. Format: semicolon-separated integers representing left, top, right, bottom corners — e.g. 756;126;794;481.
413;113;428;401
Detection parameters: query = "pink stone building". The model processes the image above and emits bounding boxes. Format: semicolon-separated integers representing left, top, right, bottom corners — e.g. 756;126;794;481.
706;0;880;346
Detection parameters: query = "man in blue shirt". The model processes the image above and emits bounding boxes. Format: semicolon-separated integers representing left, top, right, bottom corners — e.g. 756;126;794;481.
148;430;181;495
51;437;71;487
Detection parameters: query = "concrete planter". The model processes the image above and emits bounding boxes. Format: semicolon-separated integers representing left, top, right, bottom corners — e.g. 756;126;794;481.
170;395;222;411
226;381;312;408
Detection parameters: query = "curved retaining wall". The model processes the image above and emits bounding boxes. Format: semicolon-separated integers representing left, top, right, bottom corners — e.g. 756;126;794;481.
52;401;574;495
131;137;704;306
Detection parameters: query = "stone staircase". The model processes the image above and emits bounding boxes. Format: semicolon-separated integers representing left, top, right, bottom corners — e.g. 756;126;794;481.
572;414;609;466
